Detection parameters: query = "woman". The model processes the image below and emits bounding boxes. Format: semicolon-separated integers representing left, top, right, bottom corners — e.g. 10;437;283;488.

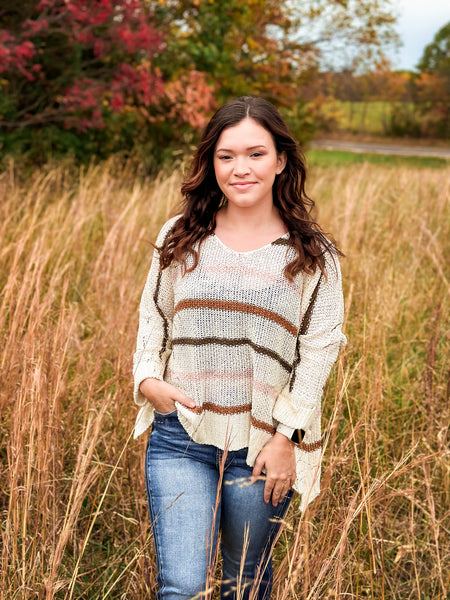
133;96;346;599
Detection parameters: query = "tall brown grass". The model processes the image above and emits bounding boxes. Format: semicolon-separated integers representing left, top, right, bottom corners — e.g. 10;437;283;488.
0;157;448;599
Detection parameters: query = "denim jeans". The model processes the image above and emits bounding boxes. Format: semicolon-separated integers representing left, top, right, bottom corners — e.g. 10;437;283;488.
145;411;293;600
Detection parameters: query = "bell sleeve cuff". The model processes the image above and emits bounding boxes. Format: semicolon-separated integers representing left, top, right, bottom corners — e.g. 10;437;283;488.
273;248;346;434
132;216;180;412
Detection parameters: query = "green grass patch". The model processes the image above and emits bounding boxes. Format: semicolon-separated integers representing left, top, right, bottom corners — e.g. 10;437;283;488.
306;148;449;169
320;101;404;135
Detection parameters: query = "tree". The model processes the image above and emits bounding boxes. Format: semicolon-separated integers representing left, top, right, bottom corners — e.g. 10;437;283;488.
413;22;450;137
417;21;450;76
149;0;399;144
150;0;307;106
0;1;165;130
290;0;399;72
151;0;399;103
0;1;215;159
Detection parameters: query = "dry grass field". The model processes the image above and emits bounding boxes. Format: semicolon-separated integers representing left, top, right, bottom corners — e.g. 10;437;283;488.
0;157;448;599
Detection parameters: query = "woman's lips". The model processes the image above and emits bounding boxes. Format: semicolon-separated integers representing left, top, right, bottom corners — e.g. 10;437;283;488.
231;182;256;190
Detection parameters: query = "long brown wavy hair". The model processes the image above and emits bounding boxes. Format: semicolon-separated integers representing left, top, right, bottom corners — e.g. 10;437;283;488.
158;96;341;280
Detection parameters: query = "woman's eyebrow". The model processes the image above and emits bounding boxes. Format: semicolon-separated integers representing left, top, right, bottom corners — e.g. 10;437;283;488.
215;145;267;152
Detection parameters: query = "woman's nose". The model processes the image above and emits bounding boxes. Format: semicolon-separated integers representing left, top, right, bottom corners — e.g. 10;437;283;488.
233;157;250;176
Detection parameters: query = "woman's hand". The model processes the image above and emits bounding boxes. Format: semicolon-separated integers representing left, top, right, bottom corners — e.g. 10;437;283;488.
251;432;296;506
139;378;196;414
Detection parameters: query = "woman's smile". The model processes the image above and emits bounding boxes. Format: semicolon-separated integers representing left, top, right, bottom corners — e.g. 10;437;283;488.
230;181;257;190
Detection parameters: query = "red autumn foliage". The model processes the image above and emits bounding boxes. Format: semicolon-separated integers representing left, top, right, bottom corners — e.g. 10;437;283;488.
164;71;217;129
0;31;38;81
0;0;214;135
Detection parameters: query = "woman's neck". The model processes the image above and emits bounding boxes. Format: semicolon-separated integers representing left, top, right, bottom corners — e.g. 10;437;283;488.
213;203;288;252
216;203;286;236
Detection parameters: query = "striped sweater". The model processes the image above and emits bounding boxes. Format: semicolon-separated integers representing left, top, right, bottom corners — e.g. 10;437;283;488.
133;215;346;510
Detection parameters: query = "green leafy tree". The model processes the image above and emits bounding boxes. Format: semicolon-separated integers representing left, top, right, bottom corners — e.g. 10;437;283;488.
414;22;450;137
150;0;398;143
387;23;450;138
417;21;450;76
150;0;303;106
151;0;398;103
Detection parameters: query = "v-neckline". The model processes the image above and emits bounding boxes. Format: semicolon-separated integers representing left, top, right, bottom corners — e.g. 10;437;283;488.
211;231;290;255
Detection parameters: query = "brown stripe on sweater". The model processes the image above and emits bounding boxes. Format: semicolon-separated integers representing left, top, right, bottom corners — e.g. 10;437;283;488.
172;336;292;373
251;416;276;435
154;270;169;360
187;402;252;415
174;299;297;337
299;274;323;335
289;274;323;392
297;438;322;452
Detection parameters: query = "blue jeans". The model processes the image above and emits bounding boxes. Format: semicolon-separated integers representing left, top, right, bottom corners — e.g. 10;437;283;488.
145;411;293;600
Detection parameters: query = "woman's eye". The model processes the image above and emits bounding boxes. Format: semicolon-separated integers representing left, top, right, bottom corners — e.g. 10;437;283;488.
218;155;232;160
251;152;263;158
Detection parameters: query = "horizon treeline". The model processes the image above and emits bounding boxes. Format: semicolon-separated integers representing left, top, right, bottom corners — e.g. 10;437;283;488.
0;2;448;165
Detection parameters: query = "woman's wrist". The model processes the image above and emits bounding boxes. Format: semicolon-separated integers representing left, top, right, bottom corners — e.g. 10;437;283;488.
272;431;295;446
139;377;161;393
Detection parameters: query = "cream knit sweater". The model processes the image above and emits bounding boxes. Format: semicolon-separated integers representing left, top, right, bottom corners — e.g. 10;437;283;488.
133;215;346;510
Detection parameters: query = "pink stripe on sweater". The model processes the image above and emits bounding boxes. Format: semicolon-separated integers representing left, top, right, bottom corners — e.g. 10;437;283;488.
167;368;253;382
166;368;278;400
200;264;302;299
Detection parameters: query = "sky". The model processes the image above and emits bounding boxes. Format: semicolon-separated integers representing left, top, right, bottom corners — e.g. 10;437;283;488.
391;0;450;70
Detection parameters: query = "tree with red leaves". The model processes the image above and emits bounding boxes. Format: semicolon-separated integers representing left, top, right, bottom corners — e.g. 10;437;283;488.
0;1;215;159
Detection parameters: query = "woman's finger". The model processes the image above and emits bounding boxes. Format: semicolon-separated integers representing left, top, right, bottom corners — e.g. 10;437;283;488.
270;479;291;506
251;457;264;484
172;388;196;408
139;378;196;410
264;476;279;504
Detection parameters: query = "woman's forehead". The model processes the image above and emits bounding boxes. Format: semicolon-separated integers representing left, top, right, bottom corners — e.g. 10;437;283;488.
215;118;275;151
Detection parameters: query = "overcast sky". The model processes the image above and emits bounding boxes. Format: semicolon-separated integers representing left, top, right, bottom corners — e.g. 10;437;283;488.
391;0;450;70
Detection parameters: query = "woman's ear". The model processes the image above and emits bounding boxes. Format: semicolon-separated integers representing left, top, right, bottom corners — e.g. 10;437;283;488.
276;151;287;174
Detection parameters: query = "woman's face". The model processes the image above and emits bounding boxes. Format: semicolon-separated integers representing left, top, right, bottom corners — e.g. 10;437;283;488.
213;117;286;212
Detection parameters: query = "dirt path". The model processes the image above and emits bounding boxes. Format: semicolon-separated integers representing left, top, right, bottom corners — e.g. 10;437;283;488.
309;138;450;159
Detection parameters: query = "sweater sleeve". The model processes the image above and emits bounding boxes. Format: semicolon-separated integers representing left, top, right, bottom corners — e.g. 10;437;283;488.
272;250;346;434
133;216;179;408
